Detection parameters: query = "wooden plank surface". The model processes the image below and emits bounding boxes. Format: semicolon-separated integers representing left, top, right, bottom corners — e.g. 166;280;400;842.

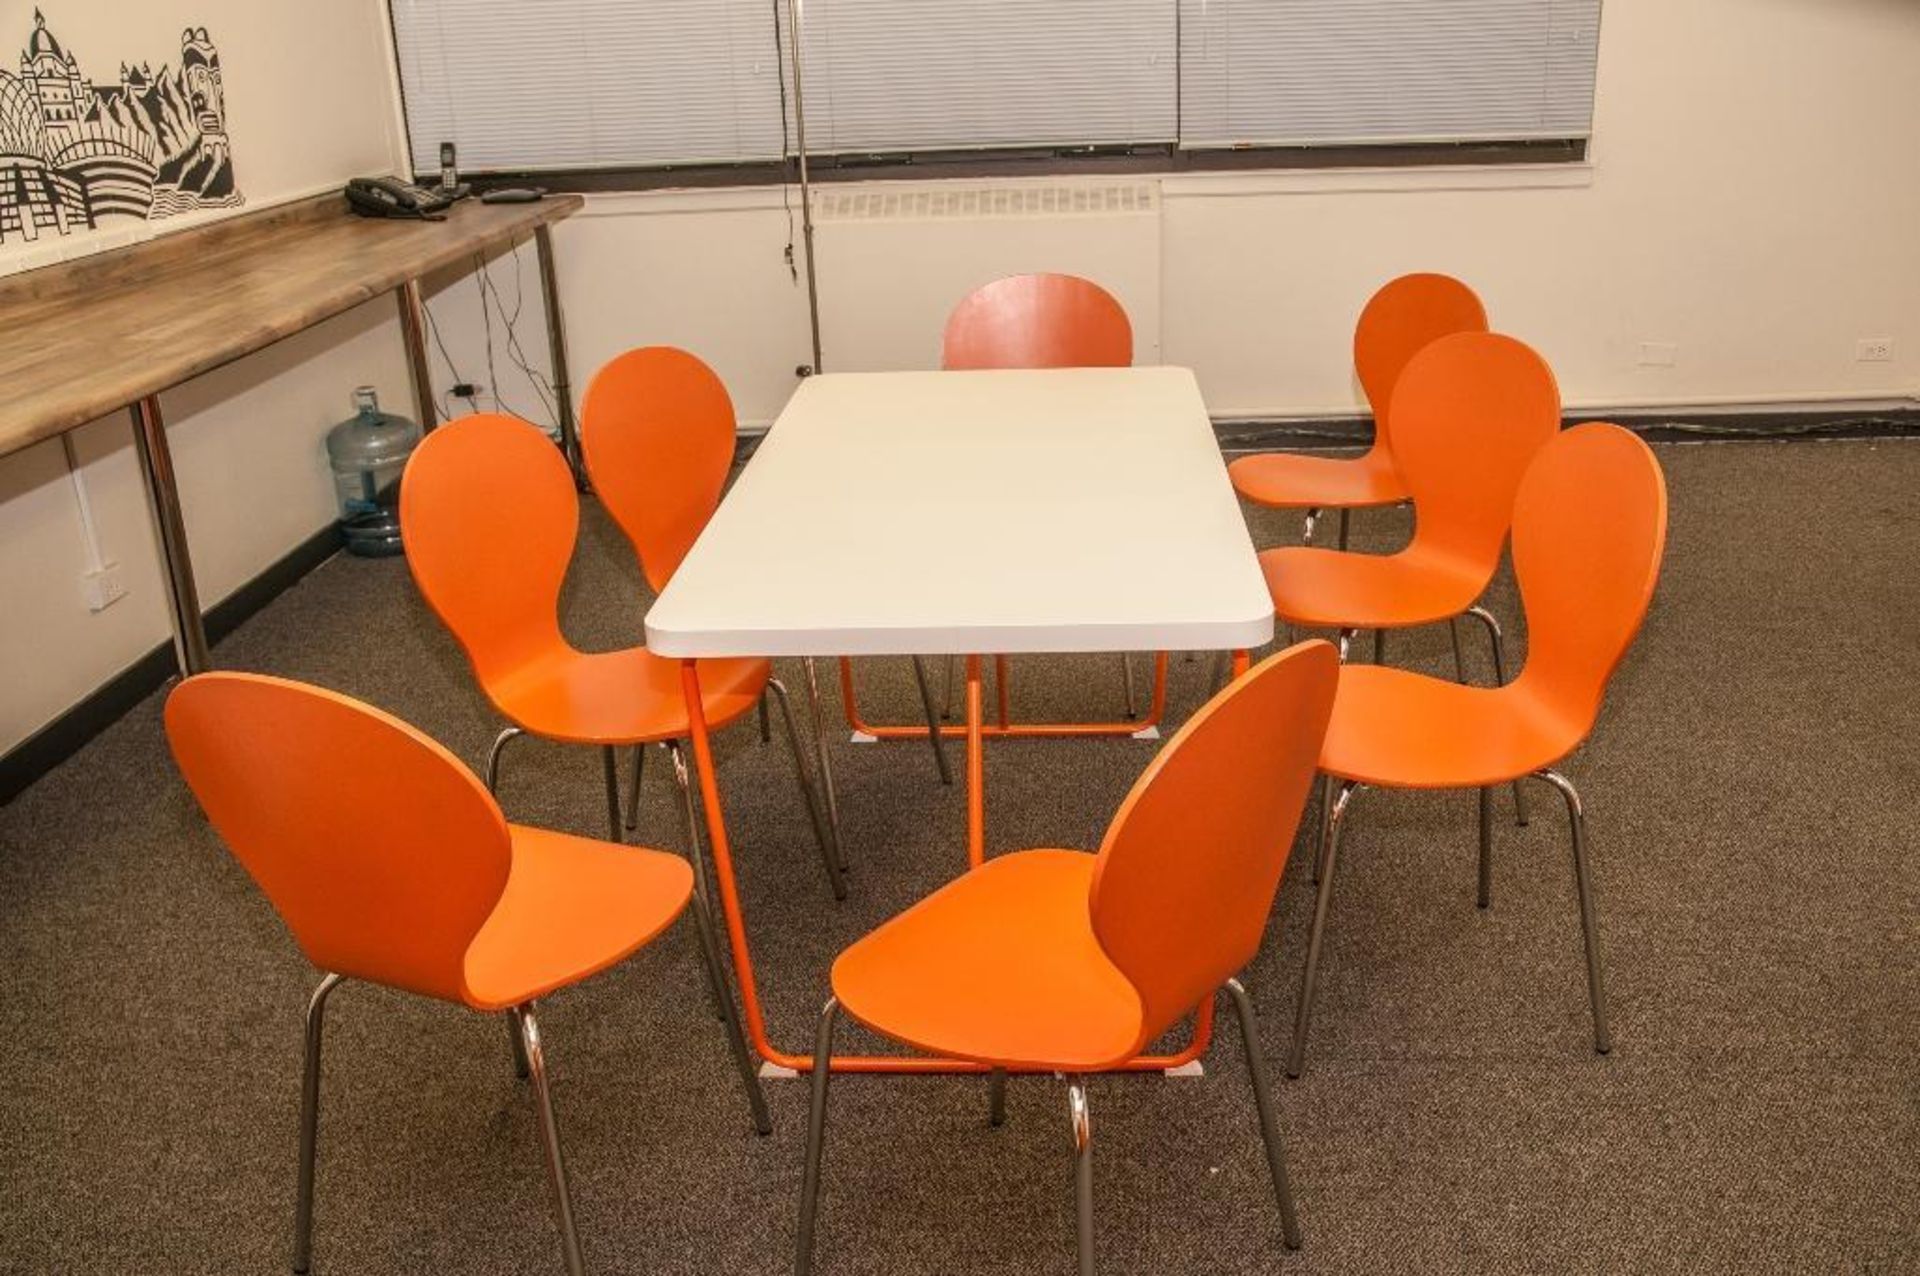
0;192;583;458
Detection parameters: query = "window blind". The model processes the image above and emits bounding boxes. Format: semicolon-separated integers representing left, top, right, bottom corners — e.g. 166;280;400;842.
778;0;1177;155
1179;0;1601;149
387;1;1600;176
388;0;785;173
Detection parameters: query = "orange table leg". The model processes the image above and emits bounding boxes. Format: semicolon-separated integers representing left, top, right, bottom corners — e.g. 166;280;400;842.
966;654;986;869
680;659;793;1068
993;655;1012;730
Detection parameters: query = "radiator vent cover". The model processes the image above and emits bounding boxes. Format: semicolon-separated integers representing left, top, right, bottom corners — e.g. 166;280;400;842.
813;183;1158;223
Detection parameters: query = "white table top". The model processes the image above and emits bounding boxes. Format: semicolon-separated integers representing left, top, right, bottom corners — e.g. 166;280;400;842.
644;367;1275;658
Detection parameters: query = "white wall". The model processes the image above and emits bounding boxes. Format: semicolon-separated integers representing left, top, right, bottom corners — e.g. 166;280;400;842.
0;0;407;755
421;0;1920;427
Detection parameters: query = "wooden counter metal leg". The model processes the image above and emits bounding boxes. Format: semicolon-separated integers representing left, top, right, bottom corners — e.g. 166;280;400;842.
533;223;583;488
129;396;210;676
396;279;438;433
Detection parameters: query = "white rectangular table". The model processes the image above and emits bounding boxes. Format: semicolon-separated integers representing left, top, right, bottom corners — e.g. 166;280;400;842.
647;366;1274;1073
649;366;1272;657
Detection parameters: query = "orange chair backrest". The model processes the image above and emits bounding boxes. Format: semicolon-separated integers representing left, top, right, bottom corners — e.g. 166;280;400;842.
580;347;738;593
1088;641;1339;1047
1389;331;1561;572
942;273;1132;370
400;414;576;688
165;672;509;1005
1510;423;1669;738
1353;273;1489;444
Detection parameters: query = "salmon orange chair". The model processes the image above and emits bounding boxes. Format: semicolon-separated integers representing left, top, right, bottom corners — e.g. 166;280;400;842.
164;672;770;1276
400;411;846;899
796;640;1340;1276
941;271;1134;372
1287;424;1668;1079
1228;272;1487;549
840;273;1164;763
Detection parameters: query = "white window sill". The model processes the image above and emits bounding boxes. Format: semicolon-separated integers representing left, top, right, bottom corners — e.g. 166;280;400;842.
1157;161;1595;200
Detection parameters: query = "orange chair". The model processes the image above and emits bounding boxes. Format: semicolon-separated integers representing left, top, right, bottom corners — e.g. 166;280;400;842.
164;672;770;1276
1229;272;1488;549
795;641;1340;1275
1261;330;1559;829
400;412;846;899
841;273;1165;759
580;346;914;865
942;271;1134;372
1287;424;1668;1079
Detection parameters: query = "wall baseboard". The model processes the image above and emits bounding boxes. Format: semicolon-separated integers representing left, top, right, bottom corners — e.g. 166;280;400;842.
1217;405;1920;452
0;523;344;806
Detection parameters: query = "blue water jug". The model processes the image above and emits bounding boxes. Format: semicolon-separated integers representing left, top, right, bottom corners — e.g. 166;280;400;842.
325;387;421;557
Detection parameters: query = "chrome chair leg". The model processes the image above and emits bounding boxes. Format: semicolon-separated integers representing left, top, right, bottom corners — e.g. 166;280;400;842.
1372;628;1385;665
941;653;958;720
1118;652;1138;719
1224;980;1303;1250
687;890;774;1135
1533;769;1613;1055
485;726;526;795
758;688;772;743
509;1006;531;1080
622;744;646;833
1208;649;1231;697
599;745;622;844
1301;507;1320;545
1478;786;1494;908
1466;606;1530;827
1068;1078;1094;1276
1335;628;1354;663
770;678;850;899
1291;781;1359;1079
292;973;344;1275
1448;617;1468;683
1336;508;1350;551
988;1068;1008;1128
665;741;730;1021
801;658;845;858
1312;773;1331;885
908;657;954;786
510;1005;587;1276
795;998;841;1276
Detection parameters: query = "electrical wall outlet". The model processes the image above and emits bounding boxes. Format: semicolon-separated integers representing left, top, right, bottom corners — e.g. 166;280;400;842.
1637;341;1678;367
81;561;127;613
1855;337;1894;363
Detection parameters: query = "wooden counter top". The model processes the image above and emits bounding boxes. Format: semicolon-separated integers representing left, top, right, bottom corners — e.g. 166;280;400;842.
0;192;583;458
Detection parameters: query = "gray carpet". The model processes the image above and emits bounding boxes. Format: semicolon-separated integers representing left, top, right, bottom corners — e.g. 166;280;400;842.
2;438;1916;1275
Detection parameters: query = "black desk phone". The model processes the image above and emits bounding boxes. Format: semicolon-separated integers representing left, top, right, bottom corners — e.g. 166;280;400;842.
345;176;453;220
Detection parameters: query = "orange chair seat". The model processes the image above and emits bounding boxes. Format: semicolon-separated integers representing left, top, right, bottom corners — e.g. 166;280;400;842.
488;649;768;746
1320;665;1570;790
1228;450;1407;511
831;851;1144;1071
1261;545;1485;630
464;824;694;1010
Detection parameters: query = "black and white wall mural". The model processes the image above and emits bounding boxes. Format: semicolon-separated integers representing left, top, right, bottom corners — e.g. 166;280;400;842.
0;8;241;244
